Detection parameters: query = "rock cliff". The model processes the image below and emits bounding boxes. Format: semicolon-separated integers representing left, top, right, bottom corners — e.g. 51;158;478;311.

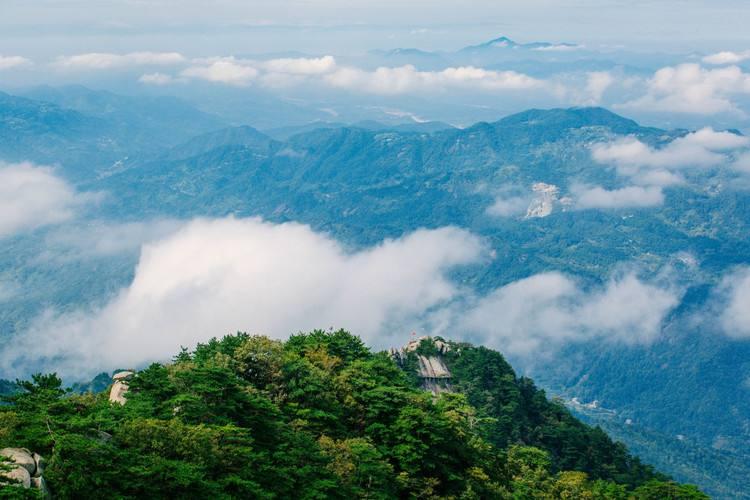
108;370;134;404
389;336;453;394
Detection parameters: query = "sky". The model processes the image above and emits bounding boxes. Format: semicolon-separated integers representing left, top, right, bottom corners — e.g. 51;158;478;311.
2;0;750;58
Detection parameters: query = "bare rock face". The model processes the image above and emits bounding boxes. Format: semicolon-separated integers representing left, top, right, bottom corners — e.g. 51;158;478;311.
0;448;35;475
5;466;31;488
390;336;453;394
109;370;134;404
32;453;45;477
31;476;48;495
1;448;46;494
525;182;560;218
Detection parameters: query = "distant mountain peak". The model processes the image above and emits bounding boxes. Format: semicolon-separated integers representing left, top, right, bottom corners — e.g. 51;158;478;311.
495;106;641;131
461;36;519;51
461;36;578;52
483;36;519;48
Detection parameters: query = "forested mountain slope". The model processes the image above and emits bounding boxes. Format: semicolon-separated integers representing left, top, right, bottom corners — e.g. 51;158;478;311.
0;331;706;499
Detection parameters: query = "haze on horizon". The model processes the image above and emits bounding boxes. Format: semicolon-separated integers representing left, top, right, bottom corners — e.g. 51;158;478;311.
2;0;750;57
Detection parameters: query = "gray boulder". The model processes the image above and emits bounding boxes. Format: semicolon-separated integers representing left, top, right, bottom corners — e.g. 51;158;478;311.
5;465;31;488
0;448;47;495
0;448;35;475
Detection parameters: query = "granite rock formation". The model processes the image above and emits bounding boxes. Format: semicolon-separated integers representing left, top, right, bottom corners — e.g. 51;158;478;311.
0;448;47;495
390;336;453;394
108;370;134;404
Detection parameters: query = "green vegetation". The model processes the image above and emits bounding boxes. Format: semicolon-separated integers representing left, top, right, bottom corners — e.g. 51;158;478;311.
0;331;705;499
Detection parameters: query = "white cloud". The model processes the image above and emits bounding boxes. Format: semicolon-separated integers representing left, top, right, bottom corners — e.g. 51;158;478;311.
138;72;174;85
2;218;484;376
591;128;749;185
681;127;750;150
703;50;750;65
629;169;685;187
486;194;529;217
584;71;614;104
261;55;336;75
116;52;547;96
732;152;750;173
324;64;542;95
56;51;186;69
176;56;543;94
715;267;750;339
0;216;686;376
592;135;716;170
622;63;750;114
180;57;259;85
574;185;665;209
179;55;336;87
0;55;32;70
0;162;96;238
459;271;679;355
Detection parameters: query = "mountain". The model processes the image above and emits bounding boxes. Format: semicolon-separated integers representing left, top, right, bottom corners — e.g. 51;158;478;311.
571;406;750;499
0;87;228;180
460;36;579;53
22;85;227;151
164;125;278;161
2;104;750;496
368;120;456;134
0;91;115;177
0;331;706;498
263;120;455;141
80;107;747;497
461;36;522;51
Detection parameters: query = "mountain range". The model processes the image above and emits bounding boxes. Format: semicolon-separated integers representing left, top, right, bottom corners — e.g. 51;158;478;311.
1;86;749;497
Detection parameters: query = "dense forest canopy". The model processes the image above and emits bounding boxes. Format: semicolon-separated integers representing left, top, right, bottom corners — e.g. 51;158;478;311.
0;330;706;498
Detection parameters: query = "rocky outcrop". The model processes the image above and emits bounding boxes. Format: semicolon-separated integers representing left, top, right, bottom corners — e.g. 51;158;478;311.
0;448;47;495
109;370;134;404
390;336;453;394
525;182;559;218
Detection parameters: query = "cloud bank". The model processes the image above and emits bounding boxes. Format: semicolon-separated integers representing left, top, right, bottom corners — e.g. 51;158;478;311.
485;185;532;217
0;55;31;70
323;64;543;95
622;63;750;115
2;218;485;376
136;54;546;95
703;50;750;65
1;216;684;378
0;162;95;238
459;271;679;355
582;128;750;208
180;57;260;86
715;267;750;339
592;131;744;171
